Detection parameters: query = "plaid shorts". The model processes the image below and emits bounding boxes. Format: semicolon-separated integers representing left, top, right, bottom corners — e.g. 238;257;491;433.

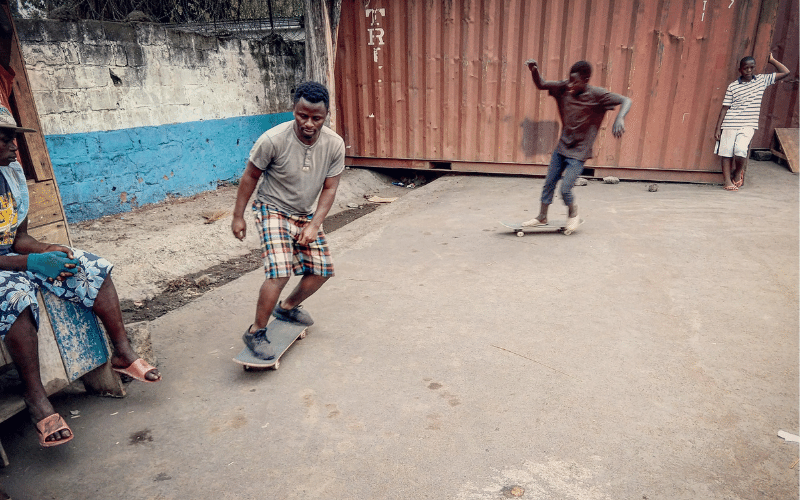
0;248;113;336
252;201;334;279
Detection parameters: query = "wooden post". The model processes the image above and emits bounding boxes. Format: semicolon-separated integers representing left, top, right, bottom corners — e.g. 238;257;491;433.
304;0;342;130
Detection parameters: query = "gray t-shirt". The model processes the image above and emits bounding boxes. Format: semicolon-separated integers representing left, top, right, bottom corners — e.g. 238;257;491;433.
249;121;345;216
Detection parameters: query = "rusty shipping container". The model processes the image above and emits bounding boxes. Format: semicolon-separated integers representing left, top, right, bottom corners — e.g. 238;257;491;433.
334;0;798;182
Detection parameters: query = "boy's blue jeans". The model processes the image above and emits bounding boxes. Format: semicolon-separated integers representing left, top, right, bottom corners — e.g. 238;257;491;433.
540;151;585;206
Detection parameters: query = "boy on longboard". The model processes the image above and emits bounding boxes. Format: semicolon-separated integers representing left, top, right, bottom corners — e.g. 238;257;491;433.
523;59;632;231
232;82;344;359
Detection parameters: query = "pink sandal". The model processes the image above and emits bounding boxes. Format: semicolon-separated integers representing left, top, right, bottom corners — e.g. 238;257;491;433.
35;413;73;447
112;358;161;382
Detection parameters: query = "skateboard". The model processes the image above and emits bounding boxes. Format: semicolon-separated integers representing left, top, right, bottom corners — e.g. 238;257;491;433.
233;319;308;371
500;219;584;236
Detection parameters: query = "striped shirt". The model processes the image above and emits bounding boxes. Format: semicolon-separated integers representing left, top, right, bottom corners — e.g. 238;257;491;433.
720;73;776;129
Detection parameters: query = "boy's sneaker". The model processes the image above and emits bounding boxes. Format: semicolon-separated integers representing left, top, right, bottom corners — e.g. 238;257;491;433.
242;326;275;360
521;218;547;227
565;206;580;234
272;303;314;326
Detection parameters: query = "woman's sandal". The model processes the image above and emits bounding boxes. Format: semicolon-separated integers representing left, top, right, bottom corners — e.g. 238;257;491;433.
112;358;161;383
35;413;73;447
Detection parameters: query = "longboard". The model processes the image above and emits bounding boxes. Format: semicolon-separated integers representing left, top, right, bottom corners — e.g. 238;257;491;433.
233;319;308;371
500;219;584;236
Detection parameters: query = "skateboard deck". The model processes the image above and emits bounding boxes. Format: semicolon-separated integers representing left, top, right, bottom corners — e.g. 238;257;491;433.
500;219;584;236
233;319;308;371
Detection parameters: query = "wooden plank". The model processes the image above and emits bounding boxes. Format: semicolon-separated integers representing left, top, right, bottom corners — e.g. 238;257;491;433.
770;148;787;161
26;180;63;229
2;2;52;182
81;363;125;398
0;393;24;429
0;339;11;365
27;219;69;245
35;294;71;392
41;292;110;383
774;128;799;173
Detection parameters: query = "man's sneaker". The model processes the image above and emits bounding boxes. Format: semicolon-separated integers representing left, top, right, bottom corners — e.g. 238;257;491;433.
242;326;275;360
272;303;314;326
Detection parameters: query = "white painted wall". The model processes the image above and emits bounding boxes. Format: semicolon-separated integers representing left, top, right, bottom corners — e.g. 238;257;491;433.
16;19;304;135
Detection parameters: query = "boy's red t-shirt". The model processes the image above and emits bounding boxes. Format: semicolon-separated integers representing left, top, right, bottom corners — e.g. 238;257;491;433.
549;81;623;161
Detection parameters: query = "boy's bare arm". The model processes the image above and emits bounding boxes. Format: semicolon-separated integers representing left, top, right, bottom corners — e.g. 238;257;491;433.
612;96;632;138
715;106;729;141
768;53;791;81
526;59;559;91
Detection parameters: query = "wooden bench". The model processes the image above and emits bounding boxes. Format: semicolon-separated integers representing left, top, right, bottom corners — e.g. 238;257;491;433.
0;292;125;466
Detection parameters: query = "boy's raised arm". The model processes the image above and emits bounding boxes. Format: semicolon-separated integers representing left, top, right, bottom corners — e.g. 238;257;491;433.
526;59;559;91
768;53;791;81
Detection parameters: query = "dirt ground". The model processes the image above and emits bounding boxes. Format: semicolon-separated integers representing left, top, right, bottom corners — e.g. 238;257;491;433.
68;167;431;322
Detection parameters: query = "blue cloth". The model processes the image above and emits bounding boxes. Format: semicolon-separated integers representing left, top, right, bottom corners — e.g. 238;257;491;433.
540;151;585;206
0;248;113;336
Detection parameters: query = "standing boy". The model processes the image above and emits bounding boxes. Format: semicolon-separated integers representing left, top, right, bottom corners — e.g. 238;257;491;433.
523;60;632;231
232;81;344;359
714;53;791;190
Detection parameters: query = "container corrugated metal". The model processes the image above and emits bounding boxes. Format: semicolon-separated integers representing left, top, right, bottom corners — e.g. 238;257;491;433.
752;0;799;148
335;0;797;180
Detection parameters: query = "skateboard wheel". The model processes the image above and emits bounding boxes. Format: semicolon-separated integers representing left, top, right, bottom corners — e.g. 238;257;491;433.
299;329;307;339
243;365;252;372
516;231;524;237
271;359;280;370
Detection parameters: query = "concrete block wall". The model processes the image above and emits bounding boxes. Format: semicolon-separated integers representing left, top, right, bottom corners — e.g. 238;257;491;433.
15;19;305;221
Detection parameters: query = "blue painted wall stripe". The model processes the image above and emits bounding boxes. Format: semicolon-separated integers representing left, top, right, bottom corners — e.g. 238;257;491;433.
46;112;294;222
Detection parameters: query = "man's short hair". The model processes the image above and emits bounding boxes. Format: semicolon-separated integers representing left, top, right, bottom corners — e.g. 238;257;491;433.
570;61;592;80
294;81;330;111
739;56;756;68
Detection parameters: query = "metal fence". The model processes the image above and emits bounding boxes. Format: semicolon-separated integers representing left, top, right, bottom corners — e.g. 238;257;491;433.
166;17;305;41
13;0;304;24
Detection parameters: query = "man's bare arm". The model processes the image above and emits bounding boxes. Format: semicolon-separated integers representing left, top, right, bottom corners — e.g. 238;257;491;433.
231;162;262;240
298;173;341;246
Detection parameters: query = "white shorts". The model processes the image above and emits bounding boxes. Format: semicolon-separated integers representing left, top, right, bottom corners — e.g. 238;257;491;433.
715;127;754;158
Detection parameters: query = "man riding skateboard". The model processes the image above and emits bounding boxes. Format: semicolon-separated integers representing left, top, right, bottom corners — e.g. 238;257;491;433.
231;81;345;359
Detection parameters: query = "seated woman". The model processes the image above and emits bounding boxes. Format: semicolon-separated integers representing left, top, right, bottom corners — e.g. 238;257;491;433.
0;105;160;447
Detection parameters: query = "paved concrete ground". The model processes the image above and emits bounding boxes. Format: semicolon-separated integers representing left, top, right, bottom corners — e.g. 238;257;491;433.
0;161;797;500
